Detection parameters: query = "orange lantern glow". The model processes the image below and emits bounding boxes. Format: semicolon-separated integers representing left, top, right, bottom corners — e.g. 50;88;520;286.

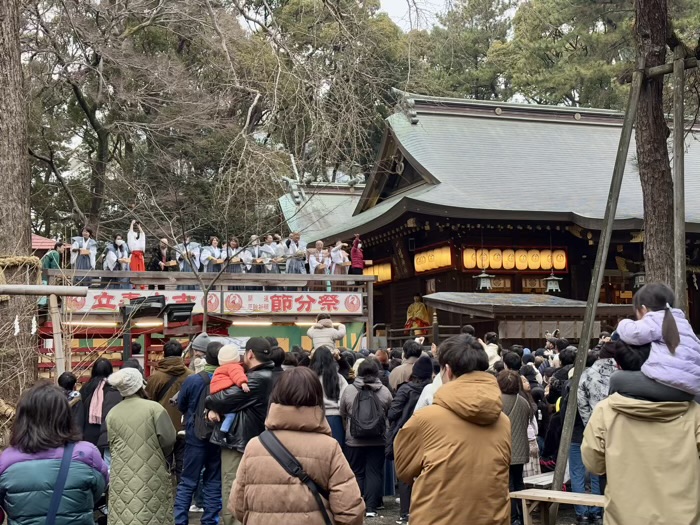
489;249;503;270
477;249;489;269
540;249;552;271
527;249;541;270
502;249;515;270
553;250;567;270
463;249;477;269
515;249;528;271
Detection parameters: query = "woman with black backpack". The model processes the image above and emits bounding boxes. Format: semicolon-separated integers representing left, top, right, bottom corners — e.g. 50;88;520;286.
386;355;433;523
339;359;393;518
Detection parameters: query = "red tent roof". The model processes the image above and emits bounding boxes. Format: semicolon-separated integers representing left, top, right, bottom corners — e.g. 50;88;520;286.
32;234;55;250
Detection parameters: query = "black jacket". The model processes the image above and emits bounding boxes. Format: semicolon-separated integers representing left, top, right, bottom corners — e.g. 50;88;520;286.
205;361;275;452
546;364;572;404
385;379;430;459
147;246;176;271
271;365;284;387
81;380;122;449
96;384;123;451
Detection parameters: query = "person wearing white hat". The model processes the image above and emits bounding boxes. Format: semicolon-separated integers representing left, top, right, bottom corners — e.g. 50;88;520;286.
209;344;249;434
106;368;177;525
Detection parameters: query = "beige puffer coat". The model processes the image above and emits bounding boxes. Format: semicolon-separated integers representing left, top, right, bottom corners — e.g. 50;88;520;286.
307;319;346;349
582;393;700;525
230;403;364;525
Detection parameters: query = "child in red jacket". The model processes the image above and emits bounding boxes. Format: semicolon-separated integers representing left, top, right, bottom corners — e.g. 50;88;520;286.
210;344;249;432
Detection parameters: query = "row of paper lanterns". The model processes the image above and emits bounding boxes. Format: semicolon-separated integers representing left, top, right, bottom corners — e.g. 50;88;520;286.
463;248;567;271
414;246;453;273
363;263;393;282
368;246;568;281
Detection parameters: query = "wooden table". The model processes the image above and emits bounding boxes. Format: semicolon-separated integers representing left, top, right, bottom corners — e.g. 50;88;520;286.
510;489;604;525
523;470;570;489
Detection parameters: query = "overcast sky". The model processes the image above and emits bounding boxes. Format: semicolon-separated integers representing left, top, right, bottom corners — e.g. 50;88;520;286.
379;0;442;31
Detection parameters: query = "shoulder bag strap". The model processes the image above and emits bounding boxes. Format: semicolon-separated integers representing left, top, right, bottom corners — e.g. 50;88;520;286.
47;442;75;525
258;431;333;525
157;375;180;403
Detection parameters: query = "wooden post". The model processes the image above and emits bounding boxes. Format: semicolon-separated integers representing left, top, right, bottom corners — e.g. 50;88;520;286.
366;280;374;350
49;294;65;375
549;69;644;524
673;46;688;312
432;311;439;345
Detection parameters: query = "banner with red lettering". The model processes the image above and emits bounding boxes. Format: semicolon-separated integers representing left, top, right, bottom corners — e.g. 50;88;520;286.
63;290;364;316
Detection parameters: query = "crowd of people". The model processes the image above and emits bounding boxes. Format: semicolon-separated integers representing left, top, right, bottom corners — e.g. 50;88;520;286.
1;283;700;525
41;227;368;280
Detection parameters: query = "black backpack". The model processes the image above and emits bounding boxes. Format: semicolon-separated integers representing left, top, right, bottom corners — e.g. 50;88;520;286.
349;384;386;439
194;371;214;441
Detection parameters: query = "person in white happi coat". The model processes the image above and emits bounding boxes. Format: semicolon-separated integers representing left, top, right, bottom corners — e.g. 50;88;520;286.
71;228;97;270
260;234;282;274
308;241;331;275
127;221;146;273
222;236;246;274
201;236;223;273
71;227;98;286
330;240;350;275
284;232;307;275
308;240;331;292
242;235;264;274
175;236;201;290
103;233;131;289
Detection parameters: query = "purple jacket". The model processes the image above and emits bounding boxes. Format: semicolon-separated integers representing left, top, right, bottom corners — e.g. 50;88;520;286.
0;441;108;525
617;309;700;395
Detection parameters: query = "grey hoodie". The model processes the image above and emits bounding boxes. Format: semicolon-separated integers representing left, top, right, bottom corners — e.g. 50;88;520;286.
339;376;393;447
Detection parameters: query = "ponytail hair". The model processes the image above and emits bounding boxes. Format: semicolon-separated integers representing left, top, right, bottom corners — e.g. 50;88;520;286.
633;283;681;354
663;303;681;354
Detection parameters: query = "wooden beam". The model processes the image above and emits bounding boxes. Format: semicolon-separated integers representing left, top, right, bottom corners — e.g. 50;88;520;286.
549;68;644;524
44;269;377;282
0;285;88;296
673;47;688;312
646;56;697;78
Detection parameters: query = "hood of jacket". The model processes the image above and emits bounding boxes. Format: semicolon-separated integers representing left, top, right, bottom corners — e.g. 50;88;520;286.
352;376;383;391
313;319;334;329
265;404;331;436
607;392;693;422
434;372;503;426
157;356;189;376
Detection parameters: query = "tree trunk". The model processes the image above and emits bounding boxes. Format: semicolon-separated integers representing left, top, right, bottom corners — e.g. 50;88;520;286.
0;0;38;405
87;129;109;234
634;0;674;285
0;0;30;255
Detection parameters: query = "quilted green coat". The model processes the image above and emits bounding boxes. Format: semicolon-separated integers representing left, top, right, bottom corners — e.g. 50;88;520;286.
106;396;177;525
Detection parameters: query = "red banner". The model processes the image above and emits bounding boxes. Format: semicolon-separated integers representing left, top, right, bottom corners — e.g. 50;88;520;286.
64;290;363;316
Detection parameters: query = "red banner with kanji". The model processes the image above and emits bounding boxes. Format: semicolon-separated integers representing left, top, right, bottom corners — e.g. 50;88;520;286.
64;290;364;316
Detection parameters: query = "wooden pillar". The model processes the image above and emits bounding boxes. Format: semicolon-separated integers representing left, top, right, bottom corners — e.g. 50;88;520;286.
49;294;65;375
549;69;644;523
673;46;688;312
432;311;439;345
366;280;374;350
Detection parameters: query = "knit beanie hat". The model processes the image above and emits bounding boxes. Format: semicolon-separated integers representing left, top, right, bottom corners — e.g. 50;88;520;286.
411;355;434;381
108;368;145;397
218;344;241;366
191;333;211;354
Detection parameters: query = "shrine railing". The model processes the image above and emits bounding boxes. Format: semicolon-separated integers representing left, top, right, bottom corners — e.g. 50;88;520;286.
43;269;375;322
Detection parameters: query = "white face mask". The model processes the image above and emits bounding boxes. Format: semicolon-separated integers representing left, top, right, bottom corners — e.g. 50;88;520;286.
115;239;124;247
